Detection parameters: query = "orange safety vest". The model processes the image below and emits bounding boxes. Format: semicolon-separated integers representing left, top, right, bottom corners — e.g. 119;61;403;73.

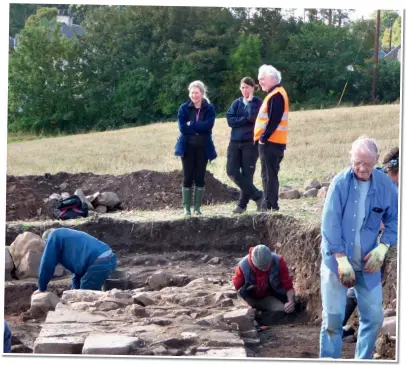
254;86;289;144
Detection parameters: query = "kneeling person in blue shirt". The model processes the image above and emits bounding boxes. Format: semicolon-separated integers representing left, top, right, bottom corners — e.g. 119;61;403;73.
34;228;117;294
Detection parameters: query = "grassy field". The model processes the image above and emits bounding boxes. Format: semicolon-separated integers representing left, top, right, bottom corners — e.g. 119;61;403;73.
6;104;400;225
7;104;400;188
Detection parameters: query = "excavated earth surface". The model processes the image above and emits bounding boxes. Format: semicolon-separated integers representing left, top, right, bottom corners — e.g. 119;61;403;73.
5;214;398;359
6;170;239;221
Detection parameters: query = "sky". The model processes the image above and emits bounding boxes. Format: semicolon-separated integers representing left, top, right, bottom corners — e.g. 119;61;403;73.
286;8;401;21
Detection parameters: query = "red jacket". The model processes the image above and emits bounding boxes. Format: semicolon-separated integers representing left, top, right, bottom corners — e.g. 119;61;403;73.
232;247;294;298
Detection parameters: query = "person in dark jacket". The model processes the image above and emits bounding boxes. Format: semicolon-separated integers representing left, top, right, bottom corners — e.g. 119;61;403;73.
174;80;217;216
232;244;296;314
226;77;264;214
4;320;11;353
254;64;289;211
33;228;116;294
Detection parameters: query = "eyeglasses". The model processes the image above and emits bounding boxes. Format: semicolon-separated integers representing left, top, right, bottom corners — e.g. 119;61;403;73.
351;160;376;168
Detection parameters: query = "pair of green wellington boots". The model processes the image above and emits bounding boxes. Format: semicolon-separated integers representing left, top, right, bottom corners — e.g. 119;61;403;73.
182;187;204;216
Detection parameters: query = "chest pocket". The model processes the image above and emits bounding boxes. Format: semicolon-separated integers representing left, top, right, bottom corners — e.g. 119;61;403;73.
364;207;384;231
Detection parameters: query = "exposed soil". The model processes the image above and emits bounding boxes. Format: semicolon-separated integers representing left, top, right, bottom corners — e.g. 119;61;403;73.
6;170;239;221
5;214;397;359
251;323;356;359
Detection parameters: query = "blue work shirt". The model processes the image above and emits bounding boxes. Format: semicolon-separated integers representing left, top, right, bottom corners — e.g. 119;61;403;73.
38;228;112;292
4;320;11;353
321;167;398;290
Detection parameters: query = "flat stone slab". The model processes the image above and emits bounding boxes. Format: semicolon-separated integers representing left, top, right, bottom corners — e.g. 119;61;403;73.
223;308;254;332
206;331;244;347
35;278;254;356
46;309;120;324
82;334;142;355
33;336;85;354
197;347;247;357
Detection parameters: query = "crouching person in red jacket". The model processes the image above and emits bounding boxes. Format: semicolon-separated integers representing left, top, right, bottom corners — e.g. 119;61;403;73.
232;244;296;314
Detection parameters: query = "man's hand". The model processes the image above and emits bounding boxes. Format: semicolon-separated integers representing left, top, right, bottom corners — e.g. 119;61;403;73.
284;301;295;314
336;256;355;287
363;243;389;273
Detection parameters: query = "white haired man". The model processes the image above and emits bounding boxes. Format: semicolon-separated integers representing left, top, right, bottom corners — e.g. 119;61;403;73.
254;64;289;211
319;136;398;359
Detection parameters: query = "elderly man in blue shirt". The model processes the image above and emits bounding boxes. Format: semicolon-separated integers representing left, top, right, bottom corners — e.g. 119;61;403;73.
319;136;398;359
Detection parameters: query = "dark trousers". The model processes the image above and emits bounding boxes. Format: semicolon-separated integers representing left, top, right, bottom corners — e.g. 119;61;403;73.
226;141;261;208
258;143;284;210
181;142;208;188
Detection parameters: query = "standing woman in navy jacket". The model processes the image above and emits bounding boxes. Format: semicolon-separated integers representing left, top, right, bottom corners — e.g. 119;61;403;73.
175;80;217;216
226;77;263;214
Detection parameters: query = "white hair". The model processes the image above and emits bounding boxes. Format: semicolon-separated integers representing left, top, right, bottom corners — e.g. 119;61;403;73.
258;64;282;83
188;80;210;104
350;136;379;158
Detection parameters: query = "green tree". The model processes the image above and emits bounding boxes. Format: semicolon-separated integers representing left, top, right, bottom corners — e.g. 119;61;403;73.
283;22;368;107
8;8;85;133
25;7;58;27
381;16;401;50
220;34;262;107
9;3;40;36
380;10;399;34
350;18;376;55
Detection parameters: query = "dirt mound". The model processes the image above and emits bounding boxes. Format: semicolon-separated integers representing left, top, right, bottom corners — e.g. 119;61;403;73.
6;170;239;221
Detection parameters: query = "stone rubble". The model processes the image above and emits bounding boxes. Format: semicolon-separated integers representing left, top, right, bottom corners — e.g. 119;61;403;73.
8;232;67;280
279;173;336;200
33;277;263;356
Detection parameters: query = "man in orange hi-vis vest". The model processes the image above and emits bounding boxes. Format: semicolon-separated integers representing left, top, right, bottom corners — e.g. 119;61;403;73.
254;64;289;211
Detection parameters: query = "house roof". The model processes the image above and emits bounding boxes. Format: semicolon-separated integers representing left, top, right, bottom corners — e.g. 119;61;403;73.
48;22;85;39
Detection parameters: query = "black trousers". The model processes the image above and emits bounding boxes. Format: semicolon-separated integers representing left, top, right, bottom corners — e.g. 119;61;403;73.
226;141;261;208
258;143;284;210
181;142;208;188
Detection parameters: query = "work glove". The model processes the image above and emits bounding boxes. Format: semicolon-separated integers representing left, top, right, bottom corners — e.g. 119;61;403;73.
363;243;389;273
336;256;355;288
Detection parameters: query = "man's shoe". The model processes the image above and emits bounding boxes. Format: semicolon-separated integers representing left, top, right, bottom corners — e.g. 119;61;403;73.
342;326;356;343
233;206;246;214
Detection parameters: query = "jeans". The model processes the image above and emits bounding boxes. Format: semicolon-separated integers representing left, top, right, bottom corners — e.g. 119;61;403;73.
72;254;117;290
226;141;261;208
4;320;11;353
319;263;384;359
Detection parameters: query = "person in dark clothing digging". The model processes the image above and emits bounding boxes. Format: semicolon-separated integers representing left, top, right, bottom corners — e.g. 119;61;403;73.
226;77;264;214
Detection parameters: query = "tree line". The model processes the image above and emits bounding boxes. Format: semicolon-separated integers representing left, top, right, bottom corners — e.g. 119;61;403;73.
8;5;401;135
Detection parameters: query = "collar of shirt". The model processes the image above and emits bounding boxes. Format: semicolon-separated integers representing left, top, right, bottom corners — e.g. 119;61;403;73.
267;83;283;94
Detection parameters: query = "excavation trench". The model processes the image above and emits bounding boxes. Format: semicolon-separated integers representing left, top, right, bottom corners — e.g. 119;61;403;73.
5;214;397;359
